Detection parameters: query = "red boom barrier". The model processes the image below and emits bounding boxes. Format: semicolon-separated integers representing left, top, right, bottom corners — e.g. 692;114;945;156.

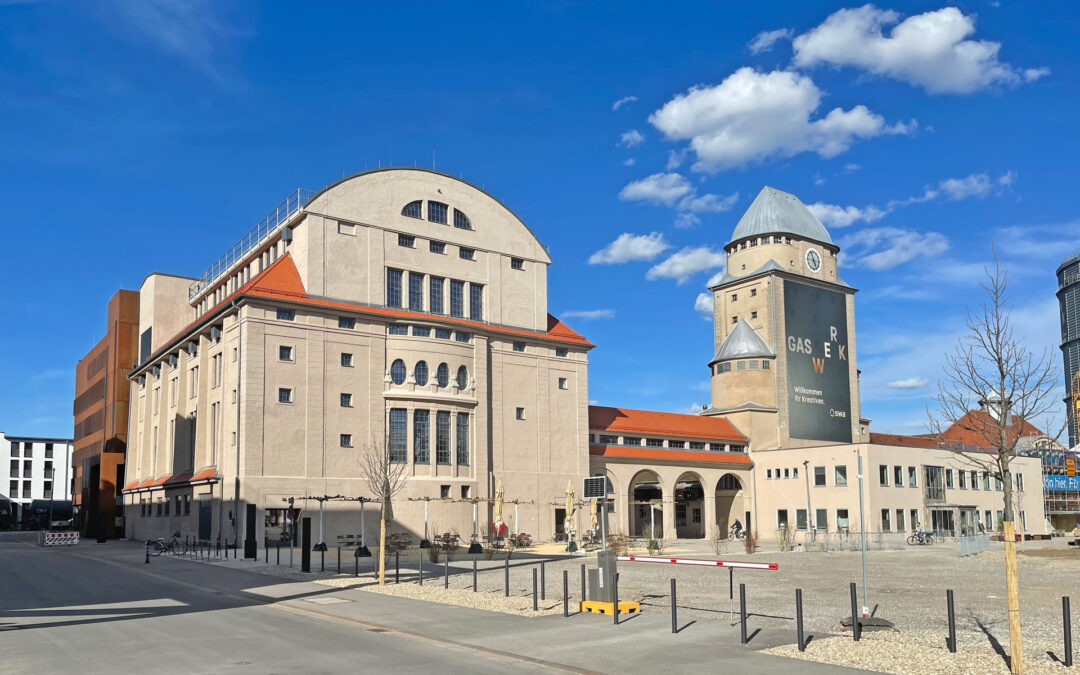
617;555;778;571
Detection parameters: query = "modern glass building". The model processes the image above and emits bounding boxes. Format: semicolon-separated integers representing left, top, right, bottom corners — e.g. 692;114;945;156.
1058;250;1080;447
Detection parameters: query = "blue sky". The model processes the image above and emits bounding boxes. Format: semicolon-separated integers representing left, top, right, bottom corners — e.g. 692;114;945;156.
1;1;1077;439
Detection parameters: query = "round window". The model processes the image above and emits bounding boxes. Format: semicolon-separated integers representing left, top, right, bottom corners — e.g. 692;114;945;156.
390;359;406;385
414;360;429;386
436;363;449;388
456;365;468;390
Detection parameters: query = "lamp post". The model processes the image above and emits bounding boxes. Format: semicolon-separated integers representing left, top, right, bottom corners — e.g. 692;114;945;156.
803;460;814;543
856;449;868;617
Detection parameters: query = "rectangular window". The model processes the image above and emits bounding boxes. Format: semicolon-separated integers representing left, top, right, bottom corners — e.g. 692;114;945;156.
719;362;731;373
189;366;198;398
945;469;954;489
749;360;760;370
984;510;993;530
469;283;483;320
646;438;664;448
971;470;980;490
279;346;293;362
751;311;758;319
450;280;465;317
836;508;849;530
834;465;848;486
881;508;892;532
813;466;826;487
340;393;353;407
736;360;746;370
9;480;17;497
512;341;525;352
558;377;568;390
388;409;407;462
414;410;430;463
896;509;906;533
428;201;448;224
624;437;642;446
994;474;1003;491
556;348;568;357
750;289;757;297
982;472;990;490
276;308;295;321
278;388;293;404
879;465;889;486
515;407;525;420
689;441;705;450
435;328;451;340
388;325;409;335
459;247;475;261
731;293;738;301
1016;474;1025;492
796;509;808;531
732;316;738;325
815;509;827;531
456;413;470;465
386;269;403;308
783;468;790;479
338;317;355;329
429;277;445;314
894;465;903;486
777;509;789;529
908;466;917;488
455;332;470;343
212;353;223;388
763;361;770;370
430;241;446;254
341;352;354;367
436;411;451;464
412;326;431;337
911;509;920;530
340;434;353;448
669;440;685;449
510;258;524;270
398;233;415;248
766;469;772;479
958;470;967;489
409;272;424;311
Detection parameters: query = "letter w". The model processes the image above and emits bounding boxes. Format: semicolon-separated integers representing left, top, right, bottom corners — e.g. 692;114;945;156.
812;357;825;374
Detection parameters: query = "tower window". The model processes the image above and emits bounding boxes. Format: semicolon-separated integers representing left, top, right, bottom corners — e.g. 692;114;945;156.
401;201;422;219
731;316;738;324
398;234;415;248
390;359;406;385
430;241;446;254
453;209;472;230
511;258;524;270
428;201;448;224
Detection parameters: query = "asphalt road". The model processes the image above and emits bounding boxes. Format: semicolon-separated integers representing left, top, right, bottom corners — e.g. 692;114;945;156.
0;532;548;674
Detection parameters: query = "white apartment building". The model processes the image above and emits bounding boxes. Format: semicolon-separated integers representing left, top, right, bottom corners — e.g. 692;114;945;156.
1;432;73;525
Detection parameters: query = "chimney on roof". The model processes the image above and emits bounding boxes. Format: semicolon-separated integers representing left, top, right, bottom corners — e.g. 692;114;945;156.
978;392;1010;422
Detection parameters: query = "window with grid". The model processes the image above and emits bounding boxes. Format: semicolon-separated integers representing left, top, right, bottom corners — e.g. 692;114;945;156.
276;308;295;321
414;361;429;386
341;352;354;366
409;272;424;311
436;411;451;464
435;328;451;339
428;201;448;224
386;269;403;308
412;326;430;337
598;435;618;444
511;257;524;270
429;277;444;313
401;201;422;219
414;410;430;463
646;438;664;447
390;359;406;385
340;393;352;407
278;388;292;403
512;341;525;352
338;317;355;329
450;280;464;317
456;413;469;465
340;434;353;448
388;409;407;462
469;284;483;320
388;325;409;335
455;332;470;343
459;247;475;260
556;348;568;357
398;234;415;248
453;209;471;230
430;241;446;254
436;363;449;388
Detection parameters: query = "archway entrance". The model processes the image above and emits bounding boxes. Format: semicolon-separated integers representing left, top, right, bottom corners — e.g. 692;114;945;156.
629;471;662;538
715;473;745;537
674;473;705;539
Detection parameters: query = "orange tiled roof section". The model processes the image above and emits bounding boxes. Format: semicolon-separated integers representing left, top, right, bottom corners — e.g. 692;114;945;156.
192;467;219;481
868;432;939;449
590;444;752;465
939;409;1044;447
588;405;746;442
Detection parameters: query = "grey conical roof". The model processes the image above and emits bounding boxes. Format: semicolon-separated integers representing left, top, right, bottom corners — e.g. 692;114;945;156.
710;319;775;364
731;186;833;246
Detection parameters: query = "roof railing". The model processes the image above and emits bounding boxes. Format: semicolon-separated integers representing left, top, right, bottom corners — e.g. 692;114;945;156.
188;188;314;301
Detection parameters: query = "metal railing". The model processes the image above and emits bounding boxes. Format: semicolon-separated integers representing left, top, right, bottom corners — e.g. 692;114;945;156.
959;534;990;557
188;188;314;301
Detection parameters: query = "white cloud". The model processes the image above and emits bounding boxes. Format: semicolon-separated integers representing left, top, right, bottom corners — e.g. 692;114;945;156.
939;173;994;200
675;212;701;229
839;227;949;270
588;232;670;265
843;163;862;172
649;68;911;172
619;172;692;206
994;221;1080;261
678;191;739;214
792;6;1046;94
887;377;929;389
807;202;885;228
748;28;793;54
694;292;714;319
813;173;826;186
612;95;638;111
560;309;616;320
618;129;645;148
705;269;728;287
666;149;687;170
110;0;233;75
646;247;726;284
622;158;636;166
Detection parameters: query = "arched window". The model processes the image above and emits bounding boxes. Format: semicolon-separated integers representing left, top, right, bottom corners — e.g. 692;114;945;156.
414;360;429;386
401;201;422;219
453;209;472;230
428;201;448;224
390;359;406;385
436;363;449;388
718;474;740;491
456;365;468;390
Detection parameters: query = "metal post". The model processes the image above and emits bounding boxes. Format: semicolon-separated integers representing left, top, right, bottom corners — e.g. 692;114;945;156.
145;540;149;564
276;542;280;565
533;568;538;611
395;552;400;584
947;589;956;653
563;570;569;617
796;588;805;652
803;459;814;543
612;572;619;626
265;543;268;564
289;543;293;568
504;557;509;597
419;552;424;585
581;563;586;602
601;498;608;551
444;558;449;589
354;552;358;577
739;583;747;644
337;547;341;574
320;548;324;573
540;561;546;600
857;452;869;617
472;559;477;592
729;567;734;624
671;578;678;634
1065;596;1073;668
850;582;861;641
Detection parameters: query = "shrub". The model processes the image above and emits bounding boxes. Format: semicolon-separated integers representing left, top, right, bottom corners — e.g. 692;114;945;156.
744;530;757;554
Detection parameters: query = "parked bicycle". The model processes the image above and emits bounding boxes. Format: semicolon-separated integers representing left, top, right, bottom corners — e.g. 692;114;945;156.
907;529;934;546
148;531;182;556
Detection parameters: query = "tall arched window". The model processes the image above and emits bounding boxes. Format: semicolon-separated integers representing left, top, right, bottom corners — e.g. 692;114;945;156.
436;363;449;388
390;359;406;385
456;365;468;390
453;209;472;230
401;201;422;219
414;360;429;386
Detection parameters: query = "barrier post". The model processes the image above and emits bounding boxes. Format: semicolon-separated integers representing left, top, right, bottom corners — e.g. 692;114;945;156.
444;557;449;589
796;588;805;651
354;551;358;577
533;568;538;611
563;570;569;617
540;561;546;600
472;559;477;592
337;547;341;574
504;557;509;597
947;589;956;653
419;552;424;586
671;578;678;634
739;583;747;644
850;582;861;641
613;572;620;626
396;552;400;584
581;563;586;603
729;567;734;624
276;543;280;565
145;540;150;564
1064;596;1073;668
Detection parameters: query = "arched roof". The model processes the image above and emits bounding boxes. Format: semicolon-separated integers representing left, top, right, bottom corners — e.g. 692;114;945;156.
730;186;833;246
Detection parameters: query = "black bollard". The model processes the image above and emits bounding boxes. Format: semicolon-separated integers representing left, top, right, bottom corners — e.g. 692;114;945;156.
564;570;569;617
276;543;280;565
739;583;748;645
444;558;449;589
145;540;150;564
320;548;325;573
504;557;509;597
796;588;805;652
581;563;586;603
613;572;620;626
300;518;311;573
395;552;400;584
337;547;341;574
265;542;268;564
472;559;477;592
540;561;546;600
850;582;861;641
671;578;678;634
419;552;424;586
946;589;956;653
533;568;538;611
1065;596;1073;668
354;552;358;577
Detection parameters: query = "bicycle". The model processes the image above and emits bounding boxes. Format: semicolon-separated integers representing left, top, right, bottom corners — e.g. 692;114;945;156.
148;531;182;556
729;525;746;541
907;530;934;546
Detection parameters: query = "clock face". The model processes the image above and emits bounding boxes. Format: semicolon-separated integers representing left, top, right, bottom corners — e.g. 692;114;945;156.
805;248;822;273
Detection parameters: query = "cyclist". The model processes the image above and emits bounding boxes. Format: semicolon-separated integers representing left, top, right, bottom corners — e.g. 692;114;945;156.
730;518;744;540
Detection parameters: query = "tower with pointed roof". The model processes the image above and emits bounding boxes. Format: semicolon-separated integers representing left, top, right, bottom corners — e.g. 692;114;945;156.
706;186;868;450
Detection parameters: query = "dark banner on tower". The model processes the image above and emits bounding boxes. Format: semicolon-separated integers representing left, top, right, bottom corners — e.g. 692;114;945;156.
783;280;852;443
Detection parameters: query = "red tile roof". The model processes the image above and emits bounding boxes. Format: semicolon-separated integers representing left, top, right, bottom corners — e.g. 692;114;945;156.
590;444;752;466
123;480;140;491
192;467;219;481
589;405;746;442
939;409;1044;448
869;432;939;449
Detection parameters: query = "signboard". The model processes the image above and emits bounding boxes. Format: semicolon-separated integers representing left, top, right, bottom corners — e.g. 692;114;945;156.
1044;475;1080;491
1067;458;1076;477
583;476;607;499
783;280;852;443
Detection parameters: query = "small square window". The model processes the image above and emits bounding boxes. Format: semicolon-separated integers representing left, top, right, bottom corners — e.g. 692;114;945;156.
459;247;475;260
515;407;525;420
455;332;471;343
511;257;524;270
558;377;568;390
340;434;353;448
398;234;415;248
750;289;757;297
338;317;355;329
736;360;746;371
388;325;409;335
461;485;471;499
512;341;525;352
731;293;737;301
440;485;451;499
731;316;738;324
276;308;295;321
341;353;354;367
430;241;446;254
278;388;293;404
340;393;353;407
279;346;294;362
435;328;451;340
751;311;758;319
555;348;568;357
762;361;770;370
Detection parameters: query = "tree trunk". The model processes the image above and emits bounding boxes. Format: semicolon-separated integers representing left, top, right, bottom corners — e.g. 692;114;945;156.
378;518;387;586
1003;520;1024;674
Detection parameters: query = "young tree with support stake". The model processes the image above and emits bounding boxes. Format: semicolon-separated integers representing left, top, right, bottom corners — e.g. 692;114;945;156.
358;434;409;585
929;255;1058;675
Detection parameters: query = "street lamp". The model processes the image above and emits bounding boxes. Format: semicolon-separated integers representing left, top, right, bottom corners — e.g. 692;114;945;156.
802;460;814;543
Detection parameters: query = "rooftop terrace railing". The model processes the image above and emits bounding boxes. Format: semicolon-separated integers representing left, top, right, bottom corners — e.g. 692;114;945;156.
188;188;314;301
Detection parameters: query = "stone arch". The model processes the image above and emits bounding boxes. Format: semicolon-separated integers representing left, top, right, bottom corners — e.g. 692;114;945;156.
715;473;746;537
628;470;663;539
674;472;706;539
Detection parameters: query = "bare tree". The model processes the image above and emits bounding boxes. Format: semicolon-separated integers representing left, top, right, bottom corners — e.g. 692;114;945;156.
928;253;1058;675
357;434;409;585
